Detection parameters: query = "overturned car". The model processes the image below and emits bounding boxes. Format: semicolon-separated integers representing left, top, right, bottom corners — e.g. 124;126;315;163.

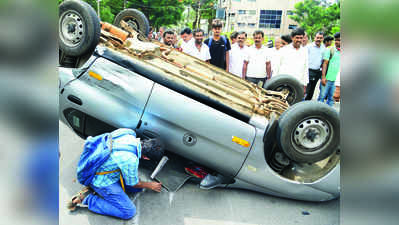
59;0;340;201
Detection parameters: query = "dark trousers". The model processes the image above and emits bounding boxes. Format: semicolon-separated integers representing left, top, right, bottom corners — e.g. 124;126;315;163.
246;77;266;88
305;69;322;100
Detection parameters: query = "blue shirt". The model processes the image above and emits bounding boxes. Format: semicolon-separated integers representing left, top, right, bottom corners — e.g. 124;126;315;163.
307;43;325;70
91;134;142;188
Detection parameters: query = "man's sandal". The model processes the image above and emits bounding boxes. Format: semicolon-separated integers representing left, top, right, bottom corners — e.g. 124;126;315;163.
67;186;92;211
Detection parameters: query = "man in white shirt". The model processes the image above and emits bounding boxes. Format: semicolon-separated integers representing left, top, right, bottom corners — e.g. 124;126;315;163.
228;32;249;78
179;27;194;52
276;28;309;92
270;37;283;76
183;28;211;62
243;30;271;87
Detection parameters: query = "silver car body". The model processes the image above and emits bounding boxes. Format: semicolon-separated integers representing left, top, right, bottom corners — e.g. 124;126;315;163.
59;47;340;202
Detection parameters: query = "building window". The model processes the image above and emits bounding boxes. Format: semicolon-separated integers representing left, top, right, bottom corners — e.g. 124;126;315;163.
288;24;297;29
237;23;246;27
238;10;246;15
248;10;256;15
248;23;256;28
259;10;282;29
287;10;294;15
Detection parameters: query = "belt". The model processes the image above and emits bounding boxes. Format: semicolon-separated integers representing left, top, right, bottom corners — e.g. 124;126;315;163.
309;68;321;71
96;169;126;192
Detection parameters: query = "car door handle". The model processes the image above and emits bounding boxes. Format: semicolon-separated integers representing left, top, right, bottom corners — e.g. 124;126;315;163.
67;95;82;106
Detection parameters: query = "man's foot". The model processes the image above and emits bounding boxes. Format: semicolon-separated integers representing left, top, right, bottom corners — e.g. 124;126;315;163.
67;187;91;211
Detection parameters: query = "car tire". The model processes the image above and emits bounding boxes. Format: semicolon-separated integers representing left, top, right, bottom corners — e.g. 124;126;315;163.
264;74;304;105
59;0;100;57
113;9;150;36
276;101;339;163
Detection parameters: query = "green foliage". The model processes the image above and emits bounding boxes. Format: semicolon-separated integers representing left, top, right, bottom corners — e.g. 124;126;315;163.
290;0;340;39
72;0;186;28
126;0;185;29
190;0;217;30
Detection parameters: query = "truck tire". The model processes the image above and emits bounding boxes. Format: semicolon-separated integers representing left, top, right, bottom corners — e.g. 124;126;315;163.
277;101;339;163
113;9;150;36
59;0;100;57
264;74;304;105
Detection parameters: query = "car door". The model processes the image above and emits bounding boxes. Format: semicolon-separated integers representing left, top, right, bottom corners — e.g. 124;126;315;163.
59;57;154;137
138;84;257;177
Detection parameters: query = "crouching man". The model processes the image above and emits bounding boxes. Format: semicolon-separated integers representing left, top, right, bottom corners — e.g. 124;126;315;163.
67;128;164;219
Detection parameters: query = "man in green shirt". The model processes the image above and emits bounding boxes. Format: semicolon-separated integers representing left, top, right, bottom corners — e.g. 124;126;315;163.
318;32;341;106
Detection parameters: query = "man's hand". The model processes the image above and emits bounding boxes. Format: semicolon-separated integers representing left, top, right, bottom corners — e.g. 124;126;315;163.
321;78;327;86
148;182;162;192
133;181;162;192
304;85;307;94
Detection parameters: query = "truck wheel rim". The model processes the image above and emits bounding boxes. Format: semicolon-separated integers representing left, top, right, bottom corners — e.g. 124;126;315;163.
293;118;331;152
60;10;85;47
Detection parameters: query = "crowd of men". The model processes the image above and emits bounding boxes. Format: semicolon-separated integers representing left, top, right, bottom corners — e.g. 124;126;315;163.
148;19;341;106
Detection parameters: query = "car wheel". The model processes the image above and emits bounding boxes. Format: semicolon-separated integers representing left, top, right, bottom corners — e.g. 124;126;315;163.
277;101;339;163
264;74;304;105
59;0;100;57
113;9;150;36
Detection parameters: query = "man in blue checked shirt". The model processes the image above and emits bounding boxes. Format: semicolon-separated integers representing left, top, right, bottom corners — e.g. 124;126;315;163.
68;133;164;220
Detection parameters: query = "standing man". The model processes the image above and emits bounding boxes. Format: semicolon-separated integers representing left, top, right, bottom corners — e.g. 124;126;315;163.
318;32;341;106
305;31;325;100
183;28;211;62
323;35;334;48
243;30;271;87
157;26;165;42
230;31;239;47
147;27;154;40
270;37;283;76
228;31;249;78
276;28;309;92
281;34;292;47
179;27;194;52
163;29;175;47
172;31;178;48
302;32;311;47
204;19;232;71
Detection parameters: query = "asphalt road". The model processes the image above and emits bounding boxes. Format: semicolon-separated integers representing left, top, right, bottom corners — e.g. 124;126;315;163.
59;121;339;225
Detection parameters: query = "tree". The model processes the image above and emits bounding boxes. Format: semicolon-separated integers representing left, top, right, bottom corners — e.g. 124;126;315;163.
289;0;340;39
61;0;186;29
189;0;217;30
200;0;217;32
126;0;185;29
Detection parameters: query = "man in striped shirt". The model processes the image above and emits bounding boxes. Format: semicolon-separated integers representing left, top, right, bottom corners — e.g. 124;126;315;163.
69;131;164;220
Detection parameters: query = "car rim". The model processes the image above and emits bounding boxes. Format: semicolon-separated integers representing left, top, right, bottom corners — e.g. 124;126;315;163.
124;17;139;31
275;85;295;104
60;10;85;47
292;118;331;153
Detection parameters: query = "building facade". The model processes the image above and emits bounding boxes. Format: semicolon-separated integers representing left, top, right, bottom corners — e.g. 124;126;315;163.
219;0;302;39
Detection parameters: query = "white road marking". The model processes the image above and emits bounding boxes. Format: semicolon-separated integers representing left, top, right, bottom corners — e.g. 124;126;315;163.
184;218;260;225
169;192;175;206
